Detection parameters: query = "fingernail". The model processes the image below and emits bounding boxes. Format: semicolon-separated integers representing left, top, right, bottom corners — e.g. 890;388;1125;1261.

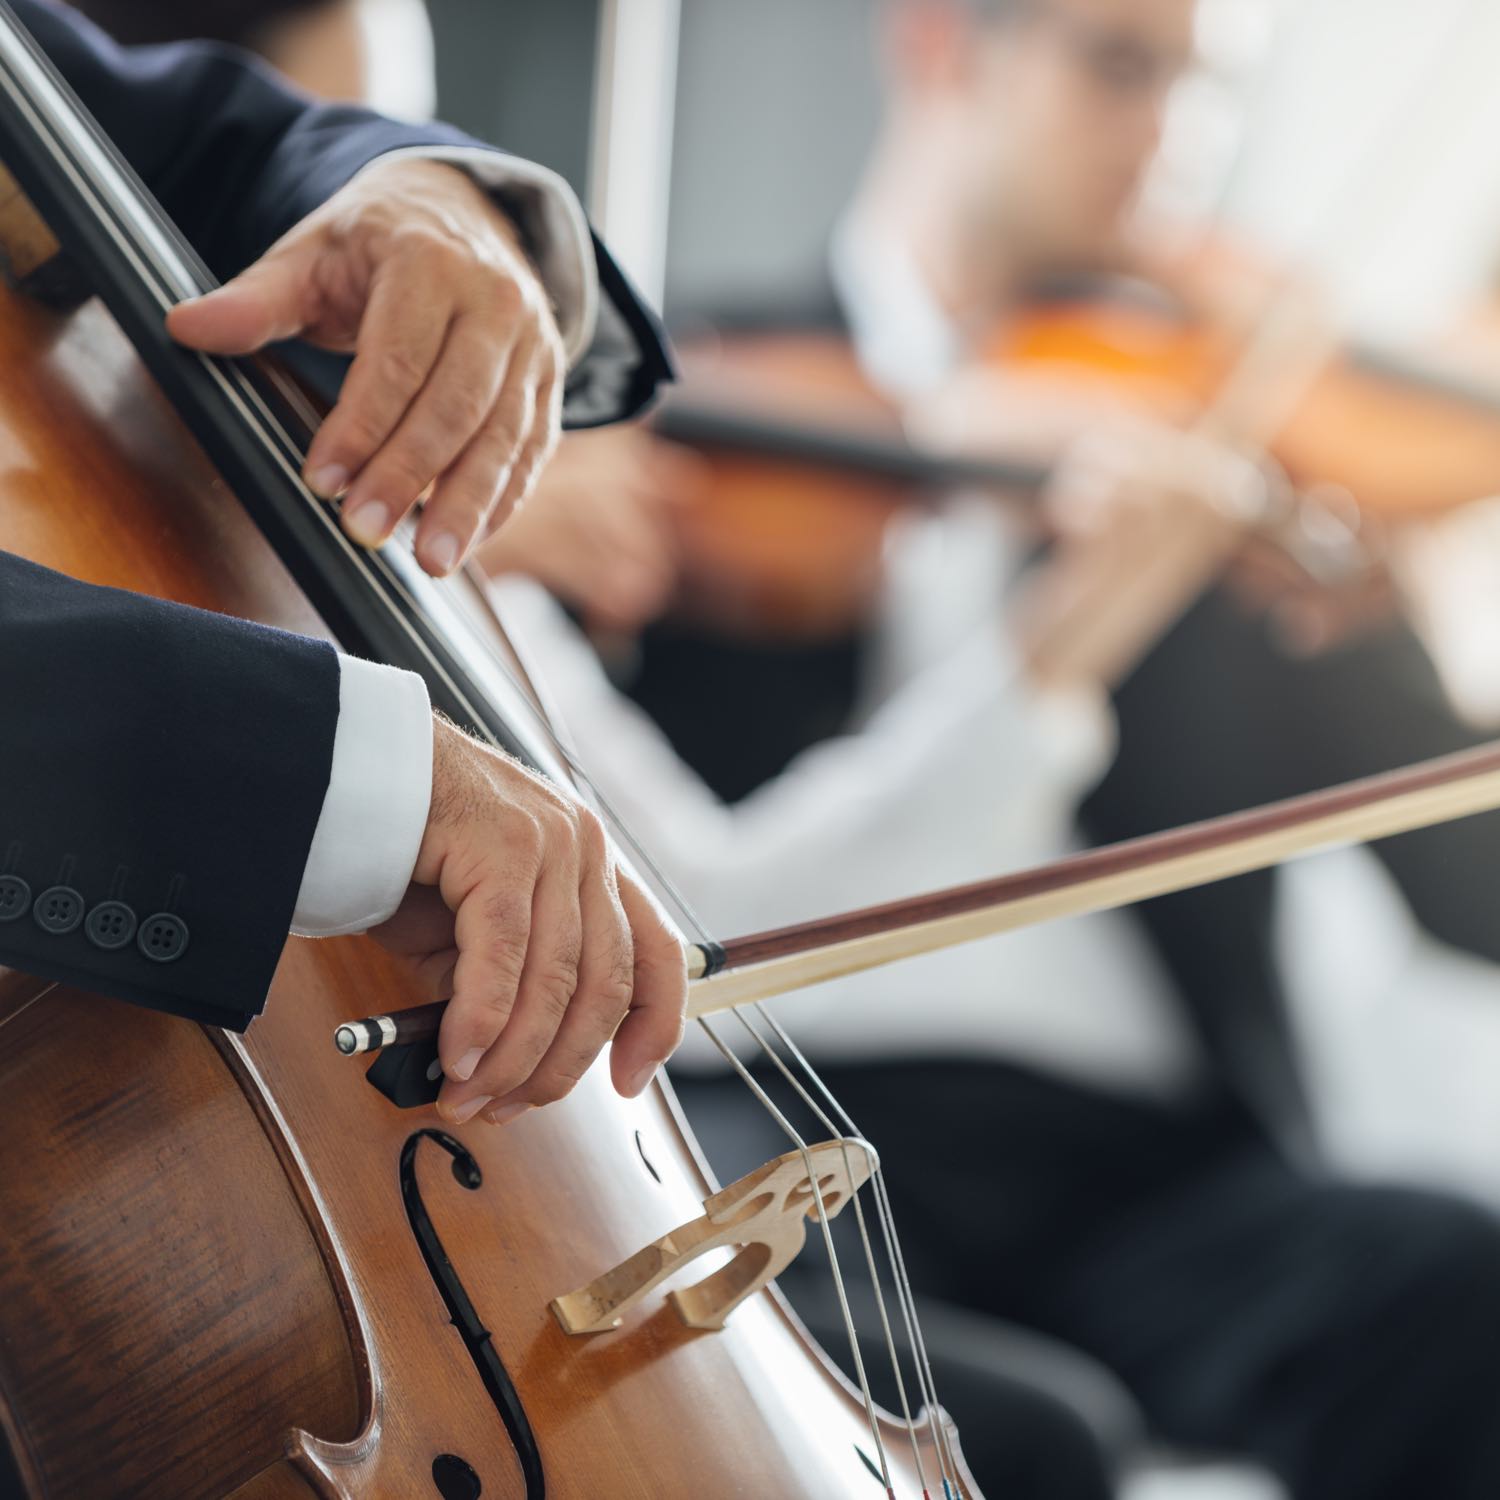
485;1102;532;1127
425;532;460;575
446;1094;493;1126
450;1047;485;1083
307;463;350;498
343;500;389;545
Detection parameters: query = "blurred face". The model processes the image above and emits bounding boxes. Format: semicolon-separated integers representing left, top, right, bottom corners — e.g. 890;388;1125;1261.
935;0;1199;267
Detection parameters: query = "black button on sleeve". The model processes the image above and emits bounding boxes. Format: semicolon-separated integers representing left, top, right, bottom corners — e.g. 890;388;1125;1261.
86;900;138;951
138;913;189;964
0;875;30;922
34;885;84;935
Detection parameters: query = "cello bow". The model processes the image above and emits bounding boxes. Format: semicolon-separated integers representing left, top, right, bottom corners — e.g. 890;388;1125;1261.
339;734;1500;1050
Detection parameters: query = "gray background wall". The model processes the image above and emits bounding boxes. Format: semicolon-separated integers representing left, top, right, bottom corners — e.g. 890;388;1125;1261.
664;0;881;319
427;0;602;197
427;1;882;319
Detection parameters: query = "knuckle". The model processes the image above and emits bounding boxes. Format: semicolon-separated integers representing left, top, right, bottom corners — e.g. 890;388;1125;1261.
476;954;524;1008
480;888;534;948
528;1065;582;1107
543;793;584;841
488;407;529;454
480;886;526;932
382;452;443;498
446;381;492;434
482;273;525;320
440;485;501;539
495;381;537;430
392;221;448;259
607;946;637;1002
337;407;392;458
533;955;582;1016
374;343;431;393
461;974;516;1030
577;806;609;858
506;809;547;861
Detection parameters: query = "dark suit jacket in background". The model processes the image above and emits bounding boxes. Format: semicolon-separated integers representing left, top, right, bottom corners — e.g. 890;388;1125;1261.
0;0;671;1030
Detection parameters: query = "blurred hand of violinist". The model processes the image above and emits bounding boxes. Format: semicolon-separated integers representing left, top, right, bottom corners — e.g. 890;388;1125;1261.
478;427;702;633
1042;417;1271;545
919;365;1397;678
166;156;565;579
1014;418;1272;690
1225;507;1397;658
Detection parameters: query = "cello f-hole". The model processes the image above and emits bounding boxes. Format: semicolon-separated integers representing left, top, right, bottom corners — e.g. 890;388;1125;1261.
399;1130;547;1500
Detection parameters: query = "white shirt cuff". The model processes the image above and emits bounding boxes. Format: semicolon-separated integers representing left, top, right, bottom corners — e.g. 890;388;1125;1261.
355;145;599;367
292;655;433;938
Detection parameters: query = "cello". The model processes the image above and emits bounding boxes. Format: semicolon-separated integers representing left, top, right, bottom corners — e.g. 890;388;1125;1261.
0;7;975;1497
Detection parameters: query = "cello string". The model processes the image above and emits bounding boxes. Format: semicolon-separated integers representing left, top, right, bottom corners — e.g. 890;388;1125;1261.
738;1006;960;1499
699;1016;897;1497
754;1005;963;1495
726;1007;935;1499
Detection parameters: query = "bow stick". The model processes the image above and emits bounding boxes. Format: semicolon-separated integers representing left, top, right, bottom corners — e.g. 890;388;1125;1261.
335;734;1500;1055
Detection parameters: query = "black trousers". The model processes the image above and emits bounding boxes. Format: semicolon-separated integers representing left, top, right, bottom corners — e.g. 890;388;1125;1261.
676;1065;1500;1500
1082;589;1500;1136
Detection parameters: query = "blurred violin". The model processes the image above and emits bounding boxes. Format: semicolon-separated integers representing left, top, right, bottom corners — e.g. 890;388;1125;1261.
990;277;1500;520
648;310;1367;659
652;330;1050;641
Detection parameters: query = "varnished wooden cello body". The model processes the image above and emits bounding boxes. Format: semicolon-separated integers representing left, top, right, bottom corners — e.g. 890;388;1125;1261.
0;11;975;1498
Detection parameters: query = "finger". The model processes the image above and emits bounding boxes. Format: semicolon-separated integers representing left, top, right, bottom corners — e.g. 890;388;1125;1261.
484;832;634;1122
475;339;562;543
608;873;687;1098
417;331;554;568
407;338;541;575
433;875;535;1095
344;315;523;568
365;887;461;999
438;855;582;1122
396;947;462;1003
303;263;453;520
166;247;317;354
368;883;455;956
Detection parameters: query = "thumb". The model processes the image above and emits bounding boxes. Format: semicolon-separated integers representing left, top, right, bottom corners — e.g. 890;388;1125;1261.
166;250;314;355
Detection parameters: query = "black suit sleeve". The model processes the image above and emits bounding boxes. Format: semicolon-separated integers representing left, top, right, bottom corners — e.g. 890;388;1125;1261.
13;0;672;423
0;553;340;1031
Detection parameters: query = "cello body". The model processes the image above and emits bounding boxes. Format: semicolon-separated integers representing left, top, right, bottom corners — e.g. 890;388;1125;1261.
0;180;973;1500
